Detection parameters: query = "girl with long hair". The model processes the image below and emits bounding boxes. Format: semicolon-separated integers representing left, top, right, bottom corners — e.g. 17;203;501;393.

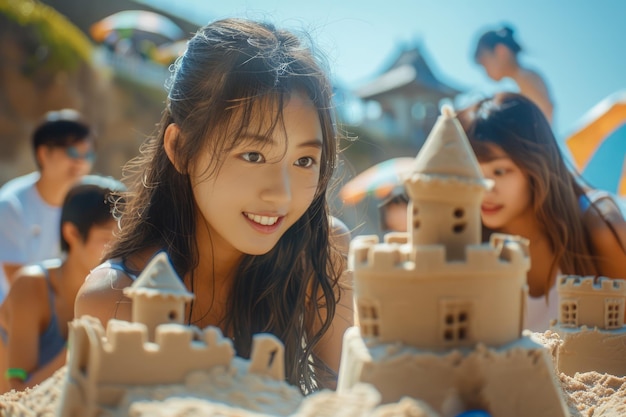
457;92;626;331
75;18;353;393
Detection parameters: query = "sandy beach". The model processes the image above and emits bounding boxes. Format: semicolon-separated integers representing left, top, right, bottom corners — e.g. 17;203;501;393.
0;348;624;417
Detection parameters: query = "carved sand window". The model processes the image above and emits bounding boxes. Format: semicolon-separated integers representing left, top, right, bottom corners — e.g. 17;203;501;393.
452;208;466;234
412;204;420;230
441;301;472;344
605;299;624;329
560;299;578;327
358;299;380;338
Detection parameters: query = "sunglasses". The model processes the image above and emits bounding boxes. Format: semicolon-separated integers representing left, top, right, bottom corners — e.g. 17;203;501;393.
65;146;96;162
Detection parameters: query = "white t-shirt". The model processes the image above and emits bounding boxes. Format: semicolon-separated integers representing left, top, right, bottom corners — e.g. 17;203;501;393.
524;283;559;332
0;172;62;300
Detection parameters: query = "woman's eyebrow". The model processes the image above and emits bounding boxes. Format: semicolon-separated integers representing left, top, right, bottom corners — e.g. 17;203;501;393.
482;156;510;162
298;138;323;149
240;134;323;149
240;133;269;142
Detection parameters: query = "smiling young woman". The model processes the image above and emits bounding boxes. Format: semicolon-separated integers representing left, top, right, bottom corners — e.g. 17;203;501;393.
74;18;353;394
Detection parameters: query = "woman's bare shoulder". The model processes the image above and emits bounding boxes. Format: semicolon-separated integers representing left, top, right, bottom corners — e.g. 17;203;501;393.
589;194;626;223
5;264;56;306
516;69;554;121
0;268;49;325
584;195;626;237
74;261;135;326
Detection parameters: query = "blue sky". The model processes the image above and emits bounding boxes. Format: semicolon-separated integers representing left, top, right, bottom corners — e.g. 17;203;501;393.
141;0;626;141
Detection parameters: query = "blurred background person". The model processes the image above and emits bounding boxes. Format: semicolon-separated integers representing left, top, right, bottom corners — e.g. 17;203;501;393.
0;109;95;300
457;92;626;331
378;187;409;233
339;157;414;237
0;175;124;393
473;25;554;124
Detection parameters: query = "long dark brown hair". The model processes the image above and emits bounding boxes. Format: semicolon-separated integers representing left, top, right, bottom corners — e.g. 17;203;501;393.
457;92;599;290
106;18;344;393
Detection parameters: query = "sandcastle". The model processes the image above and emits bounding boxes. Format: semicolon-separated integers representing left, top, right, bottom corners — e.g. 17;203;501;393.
58;252;299;416
550;275;626;377
56;252;439;417
39;106;590;416
336;106;569;416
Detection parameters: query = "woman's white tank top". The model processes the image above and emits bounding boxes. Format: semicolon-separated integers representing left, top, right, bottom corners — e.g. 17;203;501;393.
525;283;559;332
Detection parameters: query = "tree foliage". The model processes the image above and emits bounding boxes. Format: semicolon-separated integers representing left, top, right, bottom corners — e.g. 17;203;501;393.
0;0;92;75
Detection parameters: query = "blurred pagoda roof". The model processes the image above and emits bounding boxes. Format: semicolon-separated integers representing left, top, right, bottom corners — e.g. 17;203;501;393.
355;46;463;100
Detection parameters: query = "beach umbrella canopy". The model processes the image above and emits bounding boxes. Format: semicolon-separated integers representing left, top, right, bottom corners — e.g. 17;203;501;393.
152;39;188;64
565;91;626;196
340;157;415;205
90;10;186;44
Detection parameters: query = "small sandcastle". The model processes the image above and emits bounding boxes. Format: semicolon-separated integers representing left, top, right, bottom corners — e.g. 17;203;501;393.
58;252;301;416
551;275;626;377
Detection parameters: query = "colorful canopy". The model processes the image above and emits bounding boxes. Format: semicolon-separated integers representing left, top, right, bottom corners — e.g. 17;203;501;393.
90;10;185;44
152;39;188;64
566;91;626;196
340;157;415;205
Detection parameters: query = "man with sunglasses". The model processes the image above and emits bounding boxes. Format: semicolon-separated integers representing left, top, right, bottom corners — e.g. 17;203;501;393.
0;109;95;300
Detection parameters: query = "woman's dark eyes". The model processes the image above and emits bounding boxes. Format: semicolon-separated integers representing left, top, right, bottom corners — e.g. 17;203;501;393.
241;152;317;168
241;152;265;163
295;157;315;168
493;168;510;176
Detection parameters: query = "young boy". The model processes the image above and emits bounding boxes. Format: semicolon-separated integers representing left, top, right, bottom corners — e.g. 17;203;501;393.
0;175;124;392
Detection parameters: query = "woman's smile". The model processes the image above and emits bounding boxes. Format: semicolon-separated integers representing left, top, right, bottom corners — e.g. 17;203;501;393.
481;203;503;216
243;212;285;234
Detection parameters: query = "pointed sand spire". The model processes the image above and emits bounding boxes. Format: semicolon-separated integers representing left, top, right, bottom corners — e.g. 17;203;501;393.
123;251;194;301
412;104;486;183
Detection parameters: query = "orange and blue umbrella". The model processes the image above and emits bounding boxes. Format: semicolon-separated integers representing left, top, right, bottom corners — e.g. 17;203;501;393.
565;91;626;196
340;157;415;205
90;10;186;44
152;39;188;64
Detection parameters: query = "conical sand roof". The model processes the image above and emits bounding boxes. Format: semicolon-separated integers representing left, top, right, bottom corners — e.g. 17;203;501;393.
124;251;194;300
411;105;485;182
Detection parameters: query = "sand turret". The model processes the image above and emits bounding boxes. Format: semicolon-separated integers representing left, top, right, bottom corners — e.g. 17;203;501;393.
406;105;491;260
123;252;194;341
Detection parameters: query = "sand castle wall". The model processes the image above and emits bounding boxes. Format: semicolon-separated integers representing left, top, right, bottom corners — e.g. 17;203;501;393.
72;320;237;385
554;327;626;377
350;235;529;349
338;327;568;417
558;276;626;329
552;275;626;377
63;316;285;414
